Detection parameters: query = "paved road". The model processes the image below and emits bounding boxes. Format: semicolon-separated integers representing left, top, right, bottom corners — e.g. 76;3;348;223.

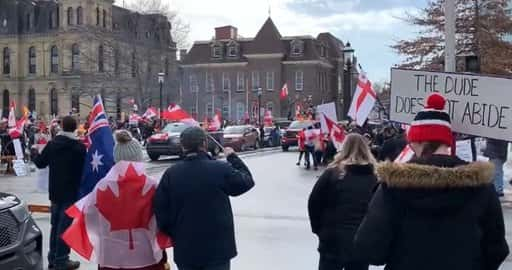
4;151;512;269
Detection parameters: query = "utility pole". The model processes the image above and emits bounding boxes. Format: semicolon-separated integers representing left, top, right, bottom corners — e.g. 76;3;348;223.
445;0;456;72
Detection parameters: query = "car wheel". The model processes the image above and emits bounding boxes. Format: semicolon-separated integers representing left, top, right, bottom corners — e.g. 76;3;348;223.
282;145;289;152
148;153;160;161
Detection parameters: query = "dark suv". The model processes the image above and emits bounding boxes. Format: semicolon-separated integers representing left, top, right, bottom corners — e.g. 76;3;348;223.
0;193;43;270
281;120;315;151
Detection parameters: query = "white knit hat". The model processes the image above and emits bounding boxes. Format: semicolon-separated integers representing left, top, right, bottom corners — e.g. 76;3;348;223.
114;130;143;163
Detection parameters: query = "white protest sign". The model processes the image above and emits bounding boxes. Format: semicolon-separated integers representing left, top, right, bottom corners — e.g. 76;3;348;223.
390;68;512;141
12;139;24;160
12;160;28;176
316;102;337;133
455;140;474;162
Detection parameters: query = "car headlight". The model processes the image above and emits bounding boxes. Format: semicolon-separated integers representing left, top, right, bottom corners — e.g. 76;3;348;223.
11;200;30;223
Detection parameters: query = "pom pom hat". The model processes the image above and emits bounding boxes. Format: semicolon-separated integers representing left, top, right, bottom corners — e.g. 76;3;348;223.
407;93;453;146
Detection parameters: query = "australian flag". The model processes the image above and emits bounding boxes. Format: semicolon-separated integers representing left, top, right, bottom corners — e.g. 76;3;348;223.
78;95;114;198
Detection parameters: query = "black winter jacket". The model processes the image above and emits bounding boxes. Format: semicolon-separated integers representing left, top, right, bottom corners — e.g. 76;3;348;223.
354;155;509;270
153;152;254;267
33;134;86;203
308;164;377;262
484;139;509;161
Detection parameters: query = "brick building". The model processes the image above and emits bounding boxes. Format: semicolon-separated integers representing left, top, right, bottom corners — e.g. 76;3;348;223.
179;17;356;123
0;0;177;120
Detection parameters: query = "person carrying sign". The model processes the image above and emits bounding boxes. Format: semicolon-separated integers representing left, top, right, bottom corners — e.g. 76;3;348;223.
484;138;509;197
354;93;509;270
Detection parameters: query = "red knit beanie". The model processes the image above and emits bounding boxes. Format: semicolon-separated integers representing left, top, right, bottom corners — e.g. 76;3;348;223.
407;93;453;146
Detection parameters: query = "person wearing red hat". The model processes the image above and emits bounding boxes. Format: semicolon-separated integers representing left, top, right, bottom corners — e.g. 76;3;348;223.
353;93;509;270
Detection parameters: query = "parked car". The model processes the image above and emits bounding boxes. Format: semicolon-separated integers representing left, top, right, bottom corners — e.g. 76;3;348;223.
0;193;43;270
281;120;315;151
223;125;260;152
146;122;223;161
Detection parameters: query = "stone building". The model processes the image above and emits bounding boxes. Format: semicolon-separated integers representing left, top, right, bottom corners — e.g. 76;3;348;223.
0;0;177;120
179;17;356;123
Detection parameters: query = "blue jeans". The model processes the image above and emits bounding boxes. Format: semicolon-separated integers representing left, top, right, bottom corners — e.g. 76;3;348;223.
490;158;505;194
48;202;73;268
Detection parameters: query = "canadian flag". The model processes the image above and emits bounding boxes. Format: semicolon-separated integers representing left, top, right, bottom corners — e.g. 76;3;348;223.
62;162;172;268
264;110;273;126
129;113;142;124
142;107;158;119
395;145;415;163
209;110;222;131
8;106;29;139
280;83;289;100
348;71;377;126
322;113;345;151
162;104;199;126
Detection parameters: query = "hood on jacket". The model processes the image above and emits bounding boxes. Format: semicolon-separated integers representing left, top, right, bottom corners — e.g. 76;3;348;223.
376;156;494;214
344;164;375;175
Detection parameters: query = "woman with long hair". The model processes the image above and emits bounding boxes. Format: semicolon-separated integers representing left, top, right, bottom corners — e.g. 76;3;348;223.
308;133;377;270
354;93;509;270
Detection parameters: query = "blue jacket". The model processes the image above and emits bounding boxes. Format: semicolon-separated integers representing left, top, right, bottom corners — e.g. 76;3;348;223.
153;152;254;267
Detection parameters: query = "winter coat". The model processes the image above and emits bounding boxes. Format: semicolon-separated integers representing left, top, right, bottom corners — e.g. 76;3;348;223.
308;164;377;262
377;134;407;162
354;155;509;270
153;152;254;267
298;130;306;151
32;133;86;203
484;138;509;161
98;251;168;270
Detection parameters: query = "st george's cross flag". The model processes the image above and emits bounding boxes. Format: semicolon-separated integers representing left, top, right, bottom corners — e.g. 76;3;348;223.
348;71;377;126
322;113;346;151
79;95;115;198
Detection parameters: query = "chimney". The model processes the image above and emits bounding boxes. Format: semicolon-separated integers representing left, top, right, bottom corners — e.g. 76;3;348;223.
215;26;238;40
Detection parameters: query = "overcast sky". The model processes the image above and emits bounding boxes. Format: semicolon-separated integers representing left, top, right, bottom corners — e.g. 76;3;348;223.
118;0;428;82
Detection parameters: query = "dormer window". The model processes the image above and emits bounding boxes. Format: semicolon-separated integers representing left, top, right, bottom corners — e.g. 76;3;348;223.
291;39;304;56
319;43;328;58
227;40;239;57
211;42;223;58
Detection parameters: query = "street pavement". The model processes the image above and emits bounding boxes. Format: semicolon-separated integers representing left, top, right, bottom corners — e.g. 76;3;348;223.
3;150;512;269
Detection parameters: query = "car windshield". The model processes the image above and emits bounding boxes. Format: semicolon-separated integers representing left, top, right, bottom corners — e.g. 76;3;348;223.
288;121;312;130
224;126;247;134
163;123;189;133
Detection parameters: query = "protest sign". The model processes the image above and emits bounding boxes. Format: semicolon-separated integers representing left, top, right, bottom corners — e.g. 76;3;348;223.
316;102;337;133
13;139;24;160
455;140;474;162
390;68;512;141
12;160;28;177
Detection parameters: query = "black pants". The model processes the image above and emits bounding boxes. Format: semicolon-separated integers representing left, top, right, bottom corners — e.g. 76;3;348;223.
178;261;230;270
304;145;315;168
48;201;73;268
298;151;305;163
319;255;368;270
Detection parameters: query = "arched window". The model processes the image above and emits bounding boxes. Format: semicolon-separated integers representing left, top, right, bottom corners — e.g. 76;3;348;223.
102;9;107;28
2;90;9;118
96;7;100;25
71;44;80;72
71;91;80;114
67;7;73;25
50;46;58;73
28;46;36;74
2;47;10;75
76;7;83;25
28;88;36;112
50;88;58;116
98;45;104;72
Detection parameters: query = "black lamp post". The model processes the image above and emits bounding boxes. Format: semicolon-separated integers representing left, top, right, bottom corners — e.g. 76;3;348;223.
343;42;355;120
257;87;263;126
158;72;165;126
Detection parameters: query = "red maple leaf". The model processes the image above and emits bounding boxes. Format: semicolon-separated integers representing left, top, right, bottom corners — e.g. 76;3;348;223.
96;164;155;250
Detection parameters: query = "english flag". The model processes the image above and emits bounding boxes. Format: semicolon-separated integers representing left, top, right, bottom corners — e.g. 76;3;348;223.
395;145;415;163
8;106;29;139
142;107;158;119
323;113;346;151
162;104;199;126
264;110;273;127
209;110;222;131
63;161;172;268
348;71;377;126
280;83;289;100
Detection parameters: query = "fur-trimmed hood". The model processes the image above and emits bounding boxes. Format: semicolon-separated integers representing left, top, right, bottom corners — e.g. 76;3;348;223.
377;161;494;189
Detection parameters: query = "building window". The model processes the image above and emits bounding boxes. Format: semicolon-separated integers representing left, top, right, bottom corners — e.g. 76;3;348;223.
28;46;36;74
291;39;304;56
236;102;245;120
319;44;327;58
114;48;119;76
131;52;136;77
227;41;238;57
266;71;274;91
72;44;80;72
26;13;32;31
205;72;214;92
206;102;213;116
2;47;10;75
164;57;169;75
28;88;36;112
190;104;197;117
266;101;274;113
49;11;55;29
251;71;260;90
77;7;83;25
67;7;73;25
222;102;229;119
50;46;58;73
98;45;104;72
211;44;222;58
237;72;245;92
115;92;121;119
222;73;231;92
295;70;304;91
71;91;80;114
96;7;100;25
2;89;9;118
50;88;58;116
190;74;198;93
103;9;107;28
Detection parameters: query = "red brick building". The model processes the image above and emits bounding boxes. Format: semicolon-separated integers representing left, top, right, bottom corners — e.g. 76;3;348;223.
179;17;356;123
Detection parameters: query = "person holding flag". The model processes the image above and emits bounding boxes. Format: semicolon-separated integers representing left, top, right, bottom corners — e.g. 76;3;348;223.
31;116;86;270
348;71;377;127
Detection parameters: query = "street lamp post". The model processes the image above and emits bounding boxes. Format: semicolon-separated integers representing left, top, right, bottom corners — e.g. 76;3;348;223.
257;87;263;126
343;42;355;120
158;72;165;127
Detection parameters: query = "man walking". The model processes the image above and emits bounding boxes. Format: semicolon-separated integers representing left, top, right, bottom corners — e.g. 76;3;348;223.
32;116;86;270
484;138;509;197
154;127;254;270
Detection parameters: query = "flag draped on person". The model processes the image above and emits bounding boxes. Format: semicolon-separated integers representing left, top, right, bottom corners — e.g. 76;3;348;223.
322;113;346;151
161;104;199;126
79;95;115;198
263;110;273;127
62;161;172;268
348;71;377;126
209;110;222;131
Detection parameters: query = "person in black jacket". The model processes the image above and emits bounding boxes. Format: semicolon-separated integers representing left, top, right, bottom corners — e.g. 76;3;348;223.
32;116;85;270
483;138;509;197
354;93;509;270
308;133;377;270
153;127;254;270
